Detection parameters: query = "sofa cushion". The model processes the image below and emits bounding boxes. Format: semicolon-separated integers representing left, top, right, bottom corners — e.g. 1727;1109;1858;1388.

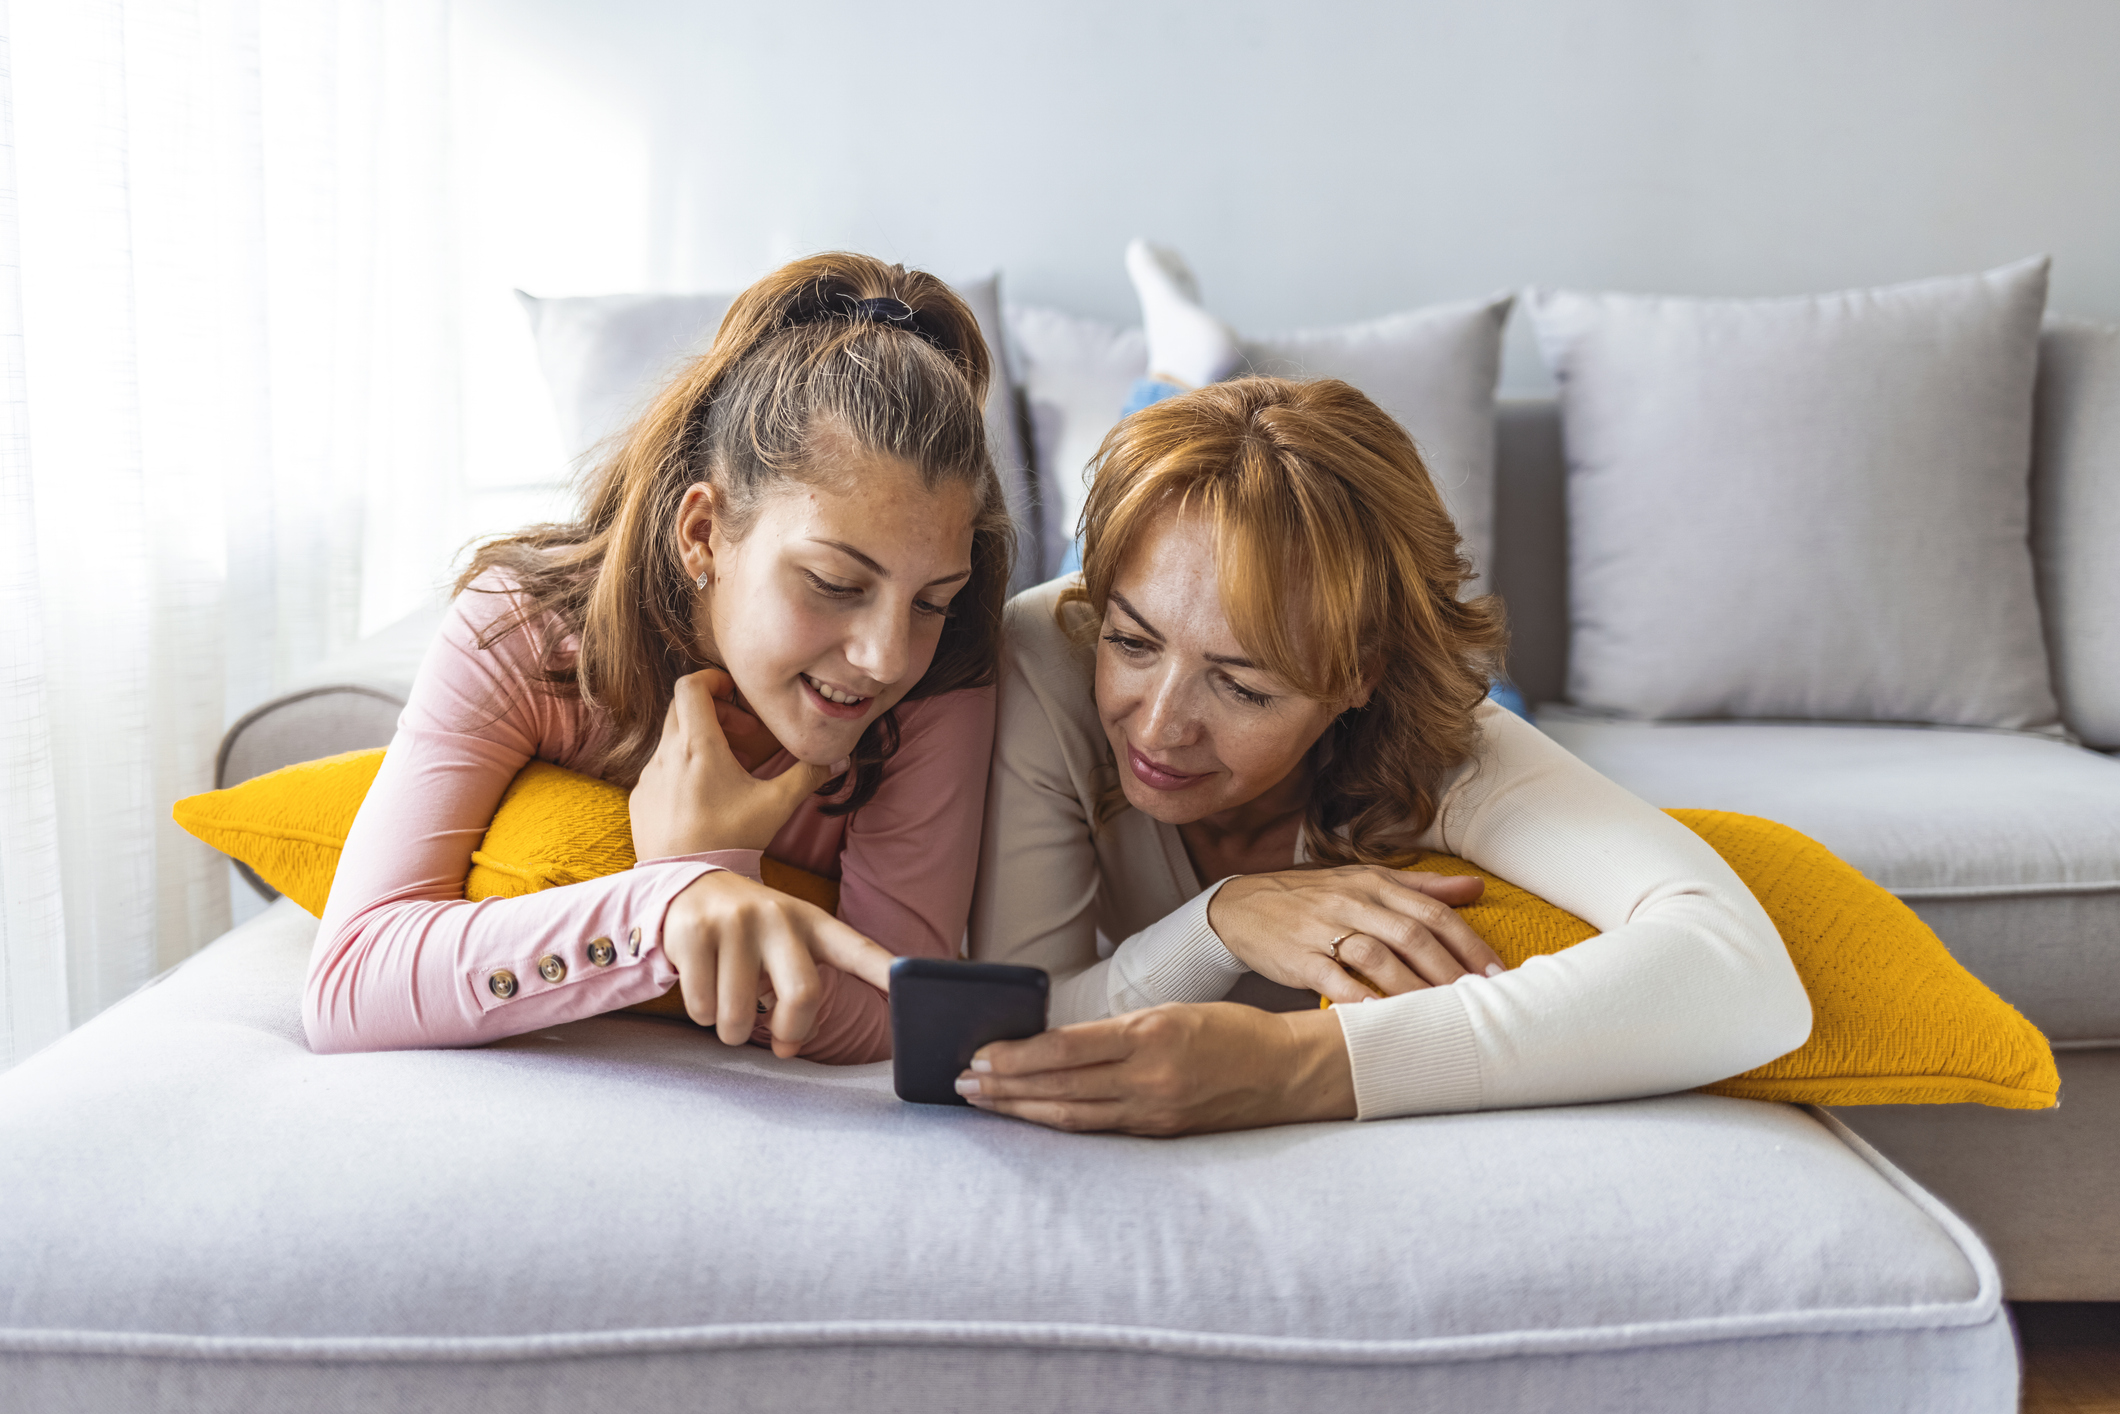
2034;314;2120;749
1530;259;2058;731
1538;712;2120;1041
516;274;1041;592
1005;294;1512;584
0;900;2014;1414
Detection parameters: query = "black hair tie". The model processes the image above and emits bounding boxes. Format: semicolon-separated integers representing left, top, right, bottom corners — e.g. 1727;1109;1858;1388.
831;292;949;353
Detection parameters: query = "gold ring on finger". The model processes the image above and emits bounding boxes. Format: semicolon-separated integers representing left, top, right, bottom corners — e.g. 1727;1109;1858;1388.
1328;931;1357;962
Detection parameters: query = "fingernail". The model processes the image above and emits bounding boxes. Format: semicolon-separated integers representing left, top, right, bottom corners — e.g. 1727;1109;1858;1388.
1485;963;1504;978
970;1056;993;1073
830;757;850;776
954;1077;981;1097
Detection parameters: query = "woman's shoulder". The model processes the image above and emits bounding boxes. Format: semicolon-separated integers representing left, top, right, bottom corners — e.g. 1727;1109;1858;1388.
1000;574;1097;693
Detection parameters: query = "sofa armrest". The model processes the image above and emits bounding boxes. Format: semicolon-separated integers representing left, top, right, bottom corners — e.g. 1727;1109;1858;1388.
214;598;449;900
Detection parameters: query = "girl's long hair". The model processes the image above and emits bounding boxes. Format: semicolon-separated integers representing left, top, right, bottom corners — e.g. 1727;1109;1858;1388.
459;252;1013;813
1060;376;1507;863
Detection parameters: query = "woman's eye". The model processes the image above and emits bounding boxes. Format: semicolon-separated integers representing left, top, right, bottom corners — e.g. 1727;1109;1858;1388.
1101;632;1152;658
804;571;861;599
1224;678;1274;708
914;598;954;620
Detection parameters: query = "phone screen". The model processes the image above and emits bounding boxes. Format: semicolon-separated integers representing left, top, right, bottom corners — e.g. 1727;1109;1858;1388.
889;957;1049;1106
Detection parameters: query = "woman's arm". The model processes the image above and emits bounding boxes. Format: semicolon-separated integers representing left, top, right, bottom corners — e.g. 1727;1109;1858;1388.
968;703;1813;1130
307;585;750;1053
764;686;999;1066
1327;703;1813;1118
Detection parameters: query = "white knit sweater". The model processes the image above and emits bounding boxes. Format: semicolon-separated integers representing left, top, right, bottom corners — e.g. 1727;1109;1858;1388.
968;579;1813;1120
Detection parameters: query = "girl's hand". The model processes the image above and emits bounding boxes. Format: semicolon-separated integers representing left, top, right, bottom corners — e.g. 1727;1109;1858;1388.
957;1002;1355;1135
631;670;843;859
663;870;896;1057
1208;867;1502;1003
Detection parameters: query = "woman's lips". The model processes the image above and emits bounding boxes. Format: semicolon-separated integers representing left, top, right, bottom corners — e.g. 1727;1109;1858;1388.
1127;744;1207;792
800;673;871;721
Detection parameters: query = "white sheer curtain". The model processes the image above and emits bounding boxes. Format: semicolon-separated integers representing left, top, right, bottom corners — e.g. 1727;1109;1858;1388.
0;0;456;1068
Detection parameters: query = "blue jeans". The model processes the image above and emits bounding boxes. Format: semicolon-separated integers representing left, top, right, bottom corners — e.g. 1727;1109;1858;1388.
1066;378;1533;723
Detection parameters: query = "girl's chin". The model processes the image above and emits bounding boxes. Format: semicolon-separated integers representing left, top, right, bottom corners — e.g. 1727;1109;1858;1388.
767;712;866;767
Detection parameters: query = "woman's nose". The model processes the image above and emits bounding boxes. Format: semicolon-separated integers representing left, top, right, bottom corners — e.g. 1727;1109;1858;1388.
1138;668;1196;747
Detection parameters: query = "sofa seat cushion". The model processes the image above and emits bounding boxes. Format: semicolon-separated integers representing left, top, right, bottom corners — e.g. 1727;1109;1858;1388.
0;902;2015;1414
1538;712;2120;1040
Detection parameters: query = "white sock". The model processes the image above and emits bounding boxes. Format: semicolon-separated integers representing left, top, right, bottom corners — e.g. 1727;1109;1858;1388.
1126;239;1243;389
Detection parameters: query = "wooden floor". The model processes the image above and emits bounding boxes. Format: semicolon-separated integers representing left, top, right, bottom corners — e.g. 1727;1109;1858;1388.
2018;1304;2120;1414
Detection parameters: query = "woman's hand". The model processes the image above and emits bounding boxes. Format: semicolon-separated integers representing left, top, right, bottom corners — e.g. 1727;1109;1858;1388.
1208;867;1502;1003
957;1002;1355;1135
663;869;896;1057
631;670;843;859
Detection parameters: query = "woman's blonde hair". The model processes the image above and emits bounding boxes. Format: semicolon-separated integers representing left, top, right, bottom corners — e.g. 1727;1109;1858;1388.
460;252;1014;812
1060;376;1506;864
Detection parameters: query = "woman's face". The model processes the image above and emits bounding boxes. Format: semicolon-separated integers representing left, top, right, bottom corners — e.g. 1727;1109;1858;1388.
1094;505;1347;826
685;448;976;766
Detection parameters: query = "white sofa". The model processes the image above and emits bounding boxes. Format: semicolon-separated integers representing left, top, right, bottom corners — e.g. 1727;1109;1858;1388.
0;891;2020;1412
5;284;2112;1410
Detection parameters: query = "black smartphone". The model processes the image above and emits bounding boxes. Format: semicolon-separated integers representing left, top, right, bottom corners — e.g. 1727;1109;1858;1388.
889;957;1049;1106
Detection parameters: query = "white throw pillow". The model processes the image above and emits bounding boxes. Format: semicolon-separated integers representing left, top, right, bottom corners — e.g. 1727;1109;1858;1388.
1005;295;1514;584
1531;258;2059;730
2034;314;2120;748
516;274;1039;590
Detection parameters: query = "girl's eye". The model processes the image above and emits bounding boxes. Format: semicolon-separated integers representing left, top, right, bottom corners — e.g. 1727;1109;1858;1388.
804;571;861;599
1101;632;1153;658
914;598;954;620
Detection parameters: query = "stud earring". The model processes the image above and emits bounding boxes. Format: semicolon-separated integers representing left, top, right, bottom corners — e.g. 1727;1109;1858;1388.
695;571;710;591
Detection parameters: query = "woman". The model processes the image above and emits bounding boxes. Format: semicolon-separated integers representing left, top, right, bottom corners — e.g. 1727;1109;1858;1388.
965;374;1811;1132
308;253;1012;1064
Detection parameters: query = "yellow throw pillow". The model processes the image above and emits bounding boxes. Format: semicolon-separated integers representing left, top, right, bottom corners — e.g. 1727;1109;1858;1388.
173;749;840;1023
179;755;2056;1107
1378;810;2056;1110
174;748;842;917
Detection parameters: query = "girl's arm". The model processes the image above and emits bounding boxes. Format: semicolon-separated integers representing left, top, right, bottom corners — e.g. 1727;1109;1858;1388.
774;686;997;1066
306;585;753;1053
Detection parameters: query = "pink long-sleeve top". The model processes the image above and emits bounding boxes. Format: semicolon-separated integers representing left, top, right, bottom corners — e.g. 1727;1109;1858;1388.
306;572;995;1064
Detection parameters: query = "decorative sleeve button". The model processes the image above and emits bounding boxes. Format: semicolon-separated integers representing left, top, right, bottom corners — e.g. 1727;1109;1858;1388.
587;937;616;967
488;969;519;1000
537;954;568;984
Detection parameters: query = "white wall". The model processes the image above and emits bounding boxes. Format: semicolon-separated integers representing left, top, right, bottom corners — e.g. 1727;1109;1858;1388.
450;0;2120;507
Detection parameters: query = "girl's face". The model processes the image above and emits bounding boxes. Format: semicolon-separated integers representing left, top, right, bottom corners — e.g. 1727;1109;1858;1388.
1094;505;1352;826
684;448;976;766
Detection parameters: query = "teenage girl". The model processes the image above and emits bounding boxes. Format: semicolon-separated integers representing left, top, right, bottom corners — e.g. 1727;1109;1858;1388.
307;253;1012;1065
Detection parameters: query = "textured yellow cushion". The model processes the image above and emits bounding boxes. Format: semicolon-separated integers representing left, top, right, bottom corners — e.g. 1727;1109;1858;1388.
178;754;2055;1107
1389;810;2056;1110
174;748;841;918
173;749;839;1024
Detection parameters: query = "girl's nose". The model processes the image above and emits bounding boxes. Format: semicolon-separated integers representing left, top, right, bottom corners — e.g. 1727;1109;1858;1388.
844;604;910;688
